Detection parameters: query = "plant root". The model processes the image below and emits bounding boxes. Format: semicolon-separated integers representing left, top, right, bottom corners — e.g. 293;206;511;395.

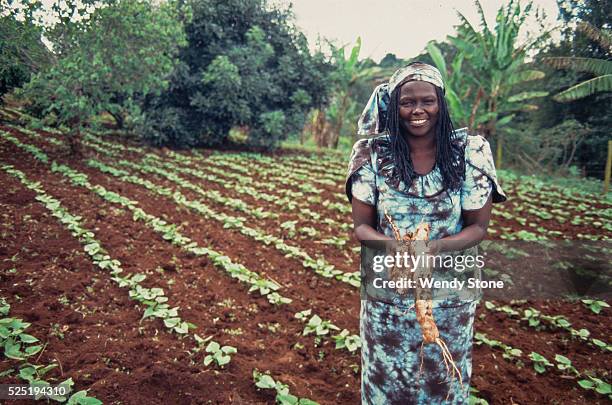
384;213;464;400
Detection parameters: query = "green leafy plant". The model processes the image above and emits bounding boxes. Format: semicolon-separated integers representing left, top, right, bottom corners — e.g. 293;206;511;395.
529;352;553;374
581;299;610;314
203;341;237;367
253;370;319;405
302;315;340;337
332;329;361;352
554;354;579;376
577;376;611;396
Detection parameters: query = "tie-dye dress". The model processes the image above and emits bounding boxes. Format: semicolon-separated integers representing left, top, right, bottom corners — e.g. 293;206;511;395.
345;128;507;404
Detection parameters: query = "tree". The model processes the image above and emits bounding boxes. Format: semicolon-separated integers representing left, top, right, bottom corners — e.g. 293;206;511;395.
20;0;186;155
543;23;612;101
379;53;402;69
526;0;612;177
312;38;397;148
140;0;332;149
446;0;550;168
0;5;52;103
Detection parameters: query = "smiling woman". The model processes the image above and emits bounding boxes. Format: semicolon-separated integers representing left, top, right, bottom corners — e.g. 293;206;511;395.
399;81;439;137
346;62;507;404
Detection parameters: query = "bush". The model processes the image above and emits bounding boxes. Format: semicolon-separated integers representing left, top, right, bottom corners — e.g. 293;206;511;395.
139;0;332;149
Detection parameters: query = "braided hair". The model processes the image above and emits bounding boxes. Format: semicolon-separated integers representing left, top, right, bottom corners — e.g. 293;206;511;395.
385;83;465;192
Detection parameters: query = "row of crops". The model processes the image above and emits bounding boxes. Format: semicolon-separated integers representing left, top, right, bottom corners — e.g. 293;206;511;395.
0;109;610;404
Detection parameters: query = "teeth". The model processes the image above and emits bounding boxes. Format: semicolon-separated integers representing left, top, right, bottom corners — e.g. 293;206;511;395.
411;119;427;124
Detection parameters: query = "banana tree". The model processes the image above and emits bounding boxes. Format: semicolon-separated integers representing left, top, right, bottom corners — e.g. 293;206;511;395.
544;23;612;102
315;37;385;148
446;0;549;168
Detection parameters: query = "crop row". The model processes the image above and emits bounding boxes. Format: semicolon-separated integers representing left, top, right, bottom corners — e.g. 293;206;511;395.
76;132;354;229
483;301;611;352
2;129;362;355
1;129;359;401
2;130;290;305
0;296;101;404
59;133;361;287
475;329;611;398
1;162;199;336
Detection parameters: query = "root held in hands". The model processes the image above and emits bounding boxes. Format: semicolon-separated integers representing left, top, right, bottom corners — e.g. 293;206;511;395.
384;210;464;400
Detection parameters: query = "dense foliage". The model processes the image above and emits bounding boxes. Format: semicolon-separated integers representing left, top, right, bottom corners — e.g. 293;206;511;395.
0;8;51;102
504;0;612;177
139;0;332;149
17;0;186;154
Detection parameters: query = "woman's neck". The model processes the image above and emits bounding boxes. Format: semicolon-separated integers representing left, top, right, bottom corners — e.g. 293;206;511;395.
403;132;436;155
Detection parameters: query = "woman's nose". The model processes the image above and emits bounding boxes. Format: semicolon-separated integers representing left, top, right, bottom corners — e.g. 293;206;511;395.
413;105;425;114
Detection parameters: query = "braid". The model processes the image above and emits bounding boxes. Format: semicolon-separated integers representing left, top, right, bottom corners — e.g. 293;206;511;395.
385;85;465;191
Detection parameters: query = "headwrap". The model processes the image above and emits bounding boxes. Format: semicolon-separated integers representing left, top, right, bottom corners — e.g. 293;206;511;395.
357;62;445;136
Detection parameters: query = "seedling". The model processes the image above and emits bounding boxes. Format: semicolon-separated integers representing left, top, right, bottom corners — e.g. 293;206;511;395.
294;309;312;322
203;341;237;367
581;299;610;314
554;354;579;376
253;370;318;405
529;352;553;374
302;315;340;336
577;376;611;396
332;329;361;353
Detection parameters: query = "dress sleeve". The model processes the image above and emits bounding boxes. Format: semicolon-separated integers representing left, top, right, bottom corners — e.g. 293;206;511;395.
351;164;377;205
461;135;507;210
345;138;377;205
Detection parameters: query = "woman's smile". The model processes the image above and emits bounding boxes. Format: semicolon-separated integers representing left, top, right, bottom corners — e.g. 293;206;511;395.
398;81;439;137
409;118;429;127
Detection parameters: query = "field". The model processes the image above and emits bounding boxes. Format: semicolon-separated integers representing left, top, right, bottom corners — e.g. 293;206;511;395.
0;112;610;404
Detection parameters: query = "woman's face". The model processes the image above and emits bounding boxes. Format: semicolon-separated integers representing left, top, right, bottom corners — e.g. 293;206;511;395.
398;81;439;138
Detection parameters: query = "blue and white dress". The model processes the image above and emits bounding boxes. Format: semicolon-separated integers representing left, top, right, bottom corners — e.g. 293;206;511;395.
345;128;507;404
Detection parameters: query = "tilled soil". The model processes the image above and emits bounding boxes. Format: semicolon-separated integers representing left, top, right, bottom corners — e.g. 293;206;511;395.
1;125;610;404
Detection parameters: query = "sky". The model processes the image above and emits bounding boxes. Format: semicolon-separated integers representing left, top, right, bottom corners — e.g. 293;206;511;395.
282;0;563;62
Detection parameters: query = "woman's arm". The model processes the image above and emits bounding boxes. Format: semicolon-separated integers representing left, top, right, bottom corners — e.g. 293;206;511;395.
351;198;393;247
431;194;493;254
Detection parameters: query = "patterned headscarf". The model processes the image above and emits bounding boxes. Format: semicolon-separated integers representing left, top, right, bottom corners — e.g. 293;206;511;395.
357;62;445;136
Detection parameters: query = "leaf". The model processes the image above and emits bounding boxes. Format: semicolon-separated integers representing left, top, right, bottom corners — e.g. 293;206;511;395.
595;382;611;395
203;355;214;366
578;379;594;389
25;345;42;356
277;394;299;405
543;57;612;76
4;339;24;360
217;354;231;366
174;322;189;334
67;390;102;405
0;368;14;377
507;91;548;103
553;74;612;102
554;354;571;365
426;42;447;80
221;346;237;354
299;399;319;405
308;315;322;326
19;333;39;343
205;341;220;353
255;374;276;389
163;317;180;328
19;366;36;382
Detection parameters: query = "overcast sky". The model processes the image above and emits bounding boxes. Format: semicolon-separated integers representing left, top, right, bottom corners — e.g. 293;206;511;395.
282;0;563;62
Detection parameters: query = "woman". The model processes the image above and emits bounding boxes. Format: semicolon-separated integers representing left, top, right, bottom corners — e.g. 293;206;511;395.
345;62;507;404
